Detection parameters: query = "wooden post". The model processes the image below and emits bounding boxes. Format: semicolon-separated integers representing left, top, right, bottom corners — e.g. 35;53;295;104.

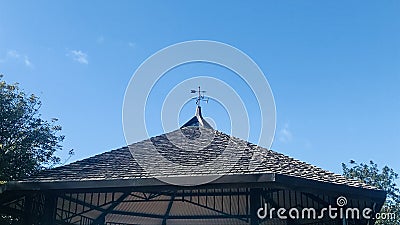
42;192;57;225
93;217;105;225
250;188;262;225
23;193;34;225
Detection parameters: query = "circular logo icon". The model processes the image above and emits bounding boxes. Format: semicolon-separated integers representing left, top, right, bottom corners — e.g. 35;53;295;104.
122;40;276;186
336;196;348;207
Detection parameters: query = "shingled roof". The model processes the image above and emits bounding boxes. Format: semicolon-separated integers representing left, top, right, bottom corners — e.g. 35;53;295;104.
22;126;376;190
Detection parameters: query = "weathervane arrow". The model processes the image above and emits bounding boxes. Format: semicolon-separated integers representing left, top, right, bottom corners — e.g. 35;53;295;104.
190;86;209;107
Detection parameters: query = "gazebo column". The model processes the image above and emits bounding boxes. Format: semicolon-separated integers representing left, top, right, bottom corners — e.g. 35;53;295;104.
23;193;34;225
250;188;262;225
41;192;57;225
92;217;105;225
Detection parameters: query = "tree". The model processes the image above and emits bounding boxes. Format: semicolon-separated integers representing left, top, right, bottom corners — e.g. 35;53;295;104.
342;160;400;224
0;74;69;181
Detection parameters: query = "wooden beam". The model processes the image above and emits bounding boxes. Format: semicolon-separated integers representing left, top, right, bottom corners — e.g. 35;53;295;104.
90;192;130;225
161;194;175;225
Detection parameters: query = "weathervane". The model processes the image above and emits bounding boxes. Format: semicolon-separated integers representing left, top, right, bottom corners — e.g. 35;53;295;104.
191;86;209;107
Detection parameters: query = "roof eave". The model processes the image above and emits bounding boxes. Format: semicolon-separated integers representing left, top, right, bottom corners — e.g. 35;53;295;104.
1;173;386;203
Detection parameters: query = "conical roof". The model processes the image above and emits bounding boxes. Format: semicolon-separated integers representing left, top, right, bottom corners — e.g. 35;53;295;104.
21;125;378;191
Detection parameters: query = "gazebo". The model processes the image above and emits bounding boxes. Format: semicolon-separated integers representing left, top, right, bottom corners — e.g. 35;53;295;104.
0;106;386;225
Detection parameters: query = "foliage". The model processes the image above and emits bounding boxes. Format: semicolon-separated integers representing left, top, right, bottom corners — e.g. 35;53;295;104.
342;160;400;224
0;74;69;181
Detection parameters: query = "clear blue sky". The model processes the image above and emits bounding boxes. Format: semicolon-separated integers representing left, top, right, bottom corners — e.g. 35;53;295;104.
1;1;399;177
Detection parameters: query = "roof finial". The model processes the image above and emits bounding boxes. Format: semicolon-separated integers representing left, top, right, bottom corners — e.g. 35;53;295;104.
190;86;208;107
